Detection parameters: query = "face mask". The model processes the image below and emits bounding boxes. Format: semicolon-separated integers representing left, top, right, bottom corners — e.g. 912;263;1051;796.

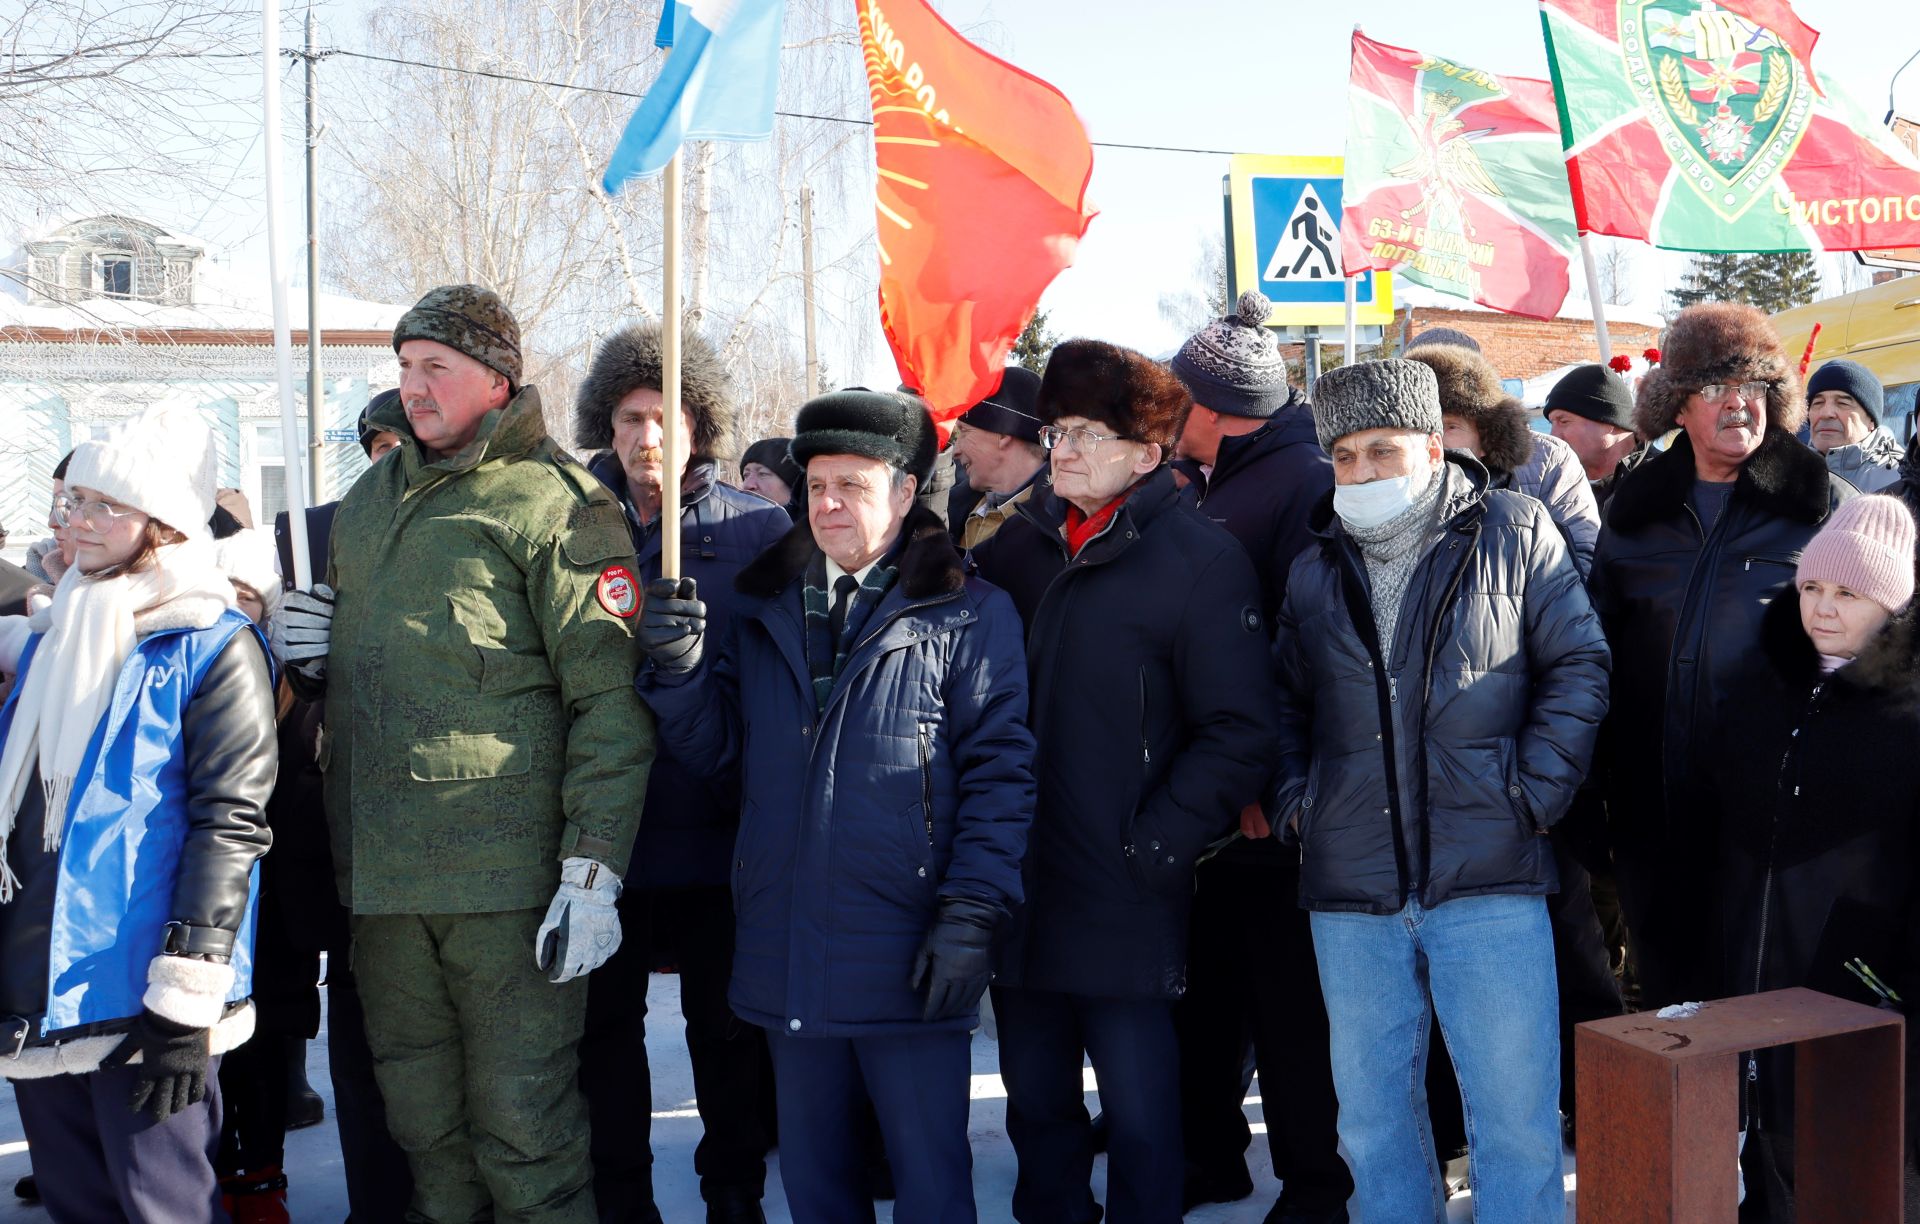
1334;473;1422;530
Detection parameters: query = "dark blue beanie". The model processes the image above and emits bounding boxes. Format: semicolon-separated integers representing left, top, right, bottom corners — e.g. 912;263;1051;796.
1806;359;1884;425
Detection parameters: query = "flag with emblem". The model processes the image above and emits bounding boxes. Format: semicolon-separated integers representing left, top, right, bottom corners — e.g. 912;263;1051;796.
858;0;1097;427
1539;0;1920;252
1341;30;1579;319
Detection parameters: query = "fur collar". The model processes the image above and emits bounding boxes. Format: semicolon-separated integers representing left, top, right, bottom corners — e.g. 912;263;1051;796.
734;502;964;602
1604;428;1834;534
1474;398;1537;477
1759;592;1920;697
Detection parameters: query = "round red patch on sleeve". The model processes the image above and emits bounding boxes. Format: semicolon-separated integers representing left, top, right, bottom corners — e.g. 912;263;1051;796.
597;565;639;618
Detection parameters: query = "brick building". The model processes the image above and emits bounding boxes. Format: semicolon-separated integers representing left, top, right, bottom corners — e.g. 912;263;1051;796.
1283;284;1666;386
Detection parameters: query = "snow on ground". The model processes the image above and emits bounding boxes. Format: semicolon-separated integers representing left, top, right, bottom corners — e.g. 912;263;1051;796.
0;974;1574;1222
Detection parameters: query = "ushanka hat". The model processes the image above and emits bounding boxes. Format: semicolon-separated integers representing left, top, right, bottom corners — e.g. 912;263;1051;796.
1037;339;1192;451
1169;290;1292;418
392;284;523;387
957;366;1044;443
790;388;938;484
1634;302;1801;439
1309;359;1444;451
575;319;736;459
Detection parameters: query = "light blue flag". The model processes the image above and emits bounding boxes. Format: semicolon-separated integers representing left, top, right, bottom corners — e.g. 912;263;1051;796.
603;0;786;192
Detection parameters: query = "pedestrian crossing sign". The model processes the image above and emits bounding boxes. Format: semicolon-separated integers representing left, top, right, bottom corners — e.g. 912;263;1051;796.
1227;154;1393;328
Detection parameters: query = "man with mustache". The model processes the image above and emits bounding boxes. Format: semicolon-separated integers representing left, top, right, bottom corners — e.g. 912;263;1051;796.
1589;303;1853;1010
573;321;792;1224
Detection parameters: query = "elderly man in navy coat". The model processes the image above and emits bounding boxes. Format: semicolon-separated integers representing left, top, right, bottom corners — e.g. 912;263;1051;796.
635;389;1037;1224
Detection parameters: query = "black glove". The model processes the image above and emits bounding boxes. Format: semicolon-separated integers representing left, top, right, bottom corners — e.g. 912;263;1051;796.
639;577;706;675
99;1008;211;1122
909;897;1002;1022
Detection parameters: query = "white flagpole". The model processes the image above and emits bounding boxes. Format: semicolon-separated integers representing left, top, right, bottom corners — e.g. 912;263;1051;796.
1343;274;1358;366
661;149;684;579
1579;232;1614;365
263;0;315;590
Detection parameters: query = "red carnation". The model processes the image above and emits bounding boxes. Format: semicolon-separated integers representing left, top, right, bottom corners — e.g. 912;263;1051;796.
1609;354;1633;374
1642;347;1662;365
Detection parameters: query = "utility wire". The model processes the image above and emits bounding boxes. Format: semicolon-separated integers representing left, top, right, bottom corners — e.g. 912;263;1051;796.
292;46;1249;156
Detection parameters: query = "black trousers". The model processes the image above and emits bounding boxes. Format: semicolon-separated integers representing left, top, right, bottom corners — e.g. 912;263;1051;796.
327;964;415;1224
996;985;1183;1224
14;1058;224;1224
581;883;768;1220
1175;855;1351;1211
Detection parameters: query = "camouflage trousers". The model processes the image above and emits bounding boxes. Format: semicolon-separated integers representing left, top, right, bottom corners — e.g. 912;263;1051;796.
352;909;594;1224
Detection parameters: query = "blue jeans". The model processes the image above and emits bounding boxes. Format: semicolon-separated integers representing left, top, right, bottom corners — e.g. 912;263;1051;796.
1311;894;1564;1224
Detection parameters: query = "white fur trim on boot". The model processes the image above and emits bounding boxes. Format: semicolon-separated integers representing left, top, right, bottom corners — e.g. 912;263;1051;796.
142;954;236;1029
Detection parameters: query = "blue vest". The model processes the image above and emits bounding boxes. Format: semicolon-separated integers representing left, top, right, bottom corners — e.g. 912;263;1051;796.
0;611;265;1036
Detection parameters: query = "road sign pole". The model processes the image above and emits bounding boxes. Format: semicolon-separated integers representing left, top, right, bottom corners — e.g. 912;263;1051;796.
1303;328;1322;387
1343;275;1358;366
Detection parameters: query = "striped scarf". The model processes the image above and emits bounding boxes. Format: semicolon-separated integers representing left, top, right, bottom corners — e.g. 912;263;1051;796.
803;550;899;711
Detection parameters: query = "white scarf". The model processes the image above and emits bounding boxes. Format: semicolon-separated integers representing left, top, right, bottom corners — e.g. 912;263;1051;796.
0;537;235;900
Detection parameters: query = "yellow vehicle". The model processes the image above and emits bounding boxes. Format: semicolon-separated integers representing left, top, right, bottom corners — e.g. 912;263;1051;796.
1773;274;1920;445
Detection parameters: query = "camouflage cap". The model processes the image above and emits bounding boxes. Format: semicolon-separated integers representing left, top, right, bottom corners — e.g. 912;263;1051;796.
392;284;523;386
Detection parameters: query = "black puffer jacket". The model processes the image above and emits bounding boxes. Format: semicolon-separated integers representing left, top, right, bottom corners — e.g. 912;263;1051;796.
1880;433;1920;578
1711;596;1920;1148
1590;428;1852;851
1270;456;1611;914
971;468;1279;999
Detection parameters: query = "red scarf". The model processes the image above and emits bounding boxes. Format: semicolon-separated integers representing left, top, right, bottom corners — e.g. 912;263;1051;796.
1063;486;1136;557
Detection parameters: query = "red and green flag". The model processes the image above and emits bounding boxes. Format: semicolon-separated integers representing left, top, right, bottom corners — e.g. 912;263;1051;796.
1540;0;1920;251
1341;30;1579;320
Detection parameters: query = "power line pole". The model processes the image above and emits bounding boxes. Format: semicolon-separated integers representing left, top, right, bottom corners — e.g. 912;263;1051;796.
800;184;818;399
304;2;326;504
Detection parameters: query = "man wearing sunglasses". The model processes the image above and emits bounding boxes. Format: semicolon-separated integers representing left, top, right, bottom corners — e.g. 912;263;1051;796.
1590;302;1854;1014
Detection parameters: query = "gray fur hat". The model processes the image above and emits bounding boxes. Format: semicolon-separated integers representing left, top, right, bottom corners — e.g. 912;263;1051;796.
574;320;736;460
1311;359;1444;451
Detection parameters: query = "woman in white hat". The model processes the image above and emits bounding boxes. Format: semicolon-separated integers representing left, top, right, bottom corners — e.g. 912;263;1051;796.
0;402;276;1222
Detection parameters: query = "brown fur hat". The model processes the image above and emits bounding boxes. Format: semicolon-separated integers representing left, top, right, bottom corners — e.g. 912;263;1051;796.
575;320;736;460
1037;338;1192;453
1404;342;1535;475
1634;302;1803;439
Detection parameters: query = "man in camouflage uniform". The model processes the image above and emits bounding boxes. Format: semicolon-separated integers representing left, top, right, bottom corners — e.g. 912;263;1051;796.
270;285;656;1223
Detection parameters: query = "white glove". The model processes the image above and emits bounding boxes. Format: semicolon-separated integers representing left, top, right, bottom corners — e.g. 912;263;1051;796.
535;857;623;983
269;583;335;683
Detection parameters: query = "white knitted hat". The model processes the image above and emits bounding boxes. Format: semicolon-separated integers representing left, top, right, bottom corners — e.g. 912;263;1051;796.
65;401;218;540
214;528;284;619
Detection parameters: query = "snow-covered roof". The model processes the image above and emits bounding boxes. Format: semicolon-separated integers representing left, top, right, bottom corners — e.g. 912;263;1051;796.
1393;281;1667;330
1521;354;1659;406
0;257;404;335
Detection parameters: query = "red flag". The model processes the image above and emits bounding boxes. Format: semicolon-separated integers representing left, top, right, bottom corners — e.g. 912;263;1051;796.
857;0;1096;431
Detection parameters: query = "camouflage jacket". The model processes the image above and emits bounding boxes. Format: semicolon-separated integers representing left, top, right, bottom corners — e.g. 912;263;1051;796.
317;386;655;914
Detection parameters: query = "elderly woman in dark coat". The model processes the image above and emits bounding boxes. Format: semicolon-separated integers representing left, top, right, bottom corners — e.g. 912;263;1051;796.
1709;494;1920;1220
972;340;1278;1224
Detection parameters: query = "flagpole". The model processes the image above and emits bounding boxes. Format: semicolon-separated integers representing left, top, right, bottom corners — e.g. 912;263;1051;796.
262;0;315;590
1343;274;1358;366
661;149;684;580
1579;232;1613;364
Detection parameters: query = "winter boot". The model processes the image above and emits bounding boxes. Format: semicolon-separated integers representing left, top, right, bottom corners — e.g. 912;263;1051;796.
221;1166;291;1224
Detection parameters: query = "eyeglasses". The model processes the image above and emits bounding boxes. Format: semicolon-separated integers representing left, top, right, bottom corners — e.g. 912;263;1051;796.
1695;381;1773;404
53;495;145;532
1039;425;1124;456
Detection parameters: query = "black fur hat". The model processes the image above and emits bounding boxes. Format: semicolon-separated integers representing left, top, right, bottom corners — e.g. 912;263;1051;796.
1037;339;1192;452
574;320;736;460
789;388;938;485
1635;302;1802;439
1405;342;1535;475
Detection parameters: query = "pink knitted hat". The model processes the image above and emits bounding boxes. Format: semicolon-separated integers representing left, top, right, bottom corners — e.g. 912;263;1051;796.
1796;494;1917;613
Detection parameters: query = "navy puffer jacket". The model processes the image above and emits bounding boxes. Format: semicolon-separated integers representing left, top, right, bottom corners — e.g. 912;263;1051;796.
1271;456;1611;914
638;505;1036;1035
